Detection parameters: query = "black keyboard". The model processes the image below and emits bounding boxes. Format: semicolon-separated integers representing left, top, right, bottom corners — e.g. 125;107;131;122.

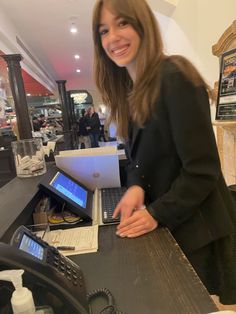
101;187;127;224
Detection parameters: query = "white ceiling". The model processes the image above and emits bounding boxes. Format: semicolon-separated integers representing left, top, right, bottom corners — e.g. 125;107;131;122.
0;0;96;94
0;0;176;98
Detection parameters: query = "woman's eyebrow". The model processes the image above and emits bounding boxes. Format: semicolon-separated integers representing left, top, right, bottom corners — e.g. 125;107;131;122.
98;16;121;28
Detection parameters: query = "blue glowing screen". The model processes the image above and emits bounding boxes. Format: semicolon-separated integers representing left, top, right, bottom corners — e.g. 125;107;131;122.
19;234;44;260
50;172;87;208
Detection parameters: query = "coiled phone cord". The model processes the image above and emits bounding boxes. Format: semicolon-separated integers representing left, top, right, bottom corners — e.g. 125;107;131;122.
87;287;125;314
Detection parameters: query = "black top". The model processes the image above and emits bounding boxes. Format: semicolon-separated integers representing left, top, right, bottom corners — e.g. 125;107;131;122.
126;59;235;254
88;112;100;134
78;115;89;136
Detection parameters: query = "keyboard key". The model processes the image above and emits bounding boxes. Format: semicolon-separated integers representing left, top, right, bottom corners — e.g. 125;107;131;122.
101;187;126;224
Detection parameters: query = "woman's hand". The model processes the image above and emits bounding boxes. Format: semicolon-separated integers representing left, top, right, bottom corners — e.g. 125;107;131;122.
113;185;145;221
116;208;158;238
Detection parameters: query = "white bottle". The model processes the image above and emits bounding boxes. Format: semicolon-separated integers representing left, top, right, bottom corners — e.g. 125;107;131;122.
0;269;35;314
0;269;54;314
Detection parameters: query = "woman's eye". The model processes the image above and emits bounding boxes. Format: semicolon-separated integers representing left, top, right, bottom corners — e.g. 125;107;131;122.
99;29;108;36
118;20;128;27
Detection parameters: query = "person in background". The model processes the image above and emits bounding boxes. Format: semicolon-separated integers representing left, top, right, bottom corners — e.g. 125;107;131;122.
38;114;47;128
78;108;91;148
87;106;101;148
92;0;236;305
98;106;107;142
32;116;41;132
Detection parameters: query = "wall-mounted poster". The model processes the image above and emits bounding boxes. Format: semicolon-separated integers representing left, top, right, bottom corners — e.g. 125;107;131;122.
215;48;236;120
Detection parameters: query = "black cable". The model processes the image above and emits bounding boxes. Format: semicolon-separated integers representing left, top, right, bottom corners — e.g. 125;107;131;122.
61;202;67;222
86;288;125;314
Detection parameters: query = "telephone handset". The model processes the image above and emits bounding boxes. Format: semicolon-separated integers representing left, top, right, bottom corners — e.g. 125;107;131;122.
0;225;89;314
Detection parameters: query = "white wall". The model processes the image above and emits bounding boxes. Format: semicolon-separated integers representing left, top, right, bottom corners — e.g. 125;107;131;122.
153;0;236;88
196;0;236;85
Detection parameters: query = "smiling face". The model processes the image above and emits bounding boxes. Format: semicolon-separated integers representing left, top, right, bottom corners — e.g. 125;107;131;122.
98;5;141;81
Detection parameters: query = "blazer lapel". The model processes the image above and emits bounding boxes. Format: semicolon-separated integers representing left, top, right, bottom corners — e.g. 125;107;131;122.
130;123;141;157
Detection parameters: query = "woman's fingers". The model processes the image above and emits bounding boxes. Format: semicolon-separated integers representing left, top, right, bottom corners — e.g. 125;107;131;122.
113;202;134;220
112;185;145;221
116;209;158;238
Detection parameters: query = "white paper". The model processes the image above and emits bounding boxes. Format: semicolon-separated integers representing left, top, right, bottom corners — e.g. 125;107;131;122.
49;224;98;256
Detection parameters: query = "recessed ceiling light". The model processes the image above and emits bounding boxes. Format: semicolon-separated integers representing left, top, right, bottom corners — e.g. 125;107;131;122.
70;23;78;33
76;69;81;73
74;54;80;59
27;93;31;96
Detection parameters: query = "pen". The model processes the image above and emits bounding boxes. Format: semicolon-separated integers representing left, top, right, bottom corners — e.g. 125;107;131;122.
56;246;75;251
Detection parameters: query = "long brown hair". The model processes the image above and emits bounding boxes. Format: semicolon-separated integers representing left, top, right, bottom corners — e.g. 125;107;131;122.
92;0;211;139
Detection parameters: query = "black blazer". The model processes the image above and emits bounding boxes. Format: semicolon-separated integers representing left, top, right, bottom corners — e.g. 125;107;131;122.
126;60;235;254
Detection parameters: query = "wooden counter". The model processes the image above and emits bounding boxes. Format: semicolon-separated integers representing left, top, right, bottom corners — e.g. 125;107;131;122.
71;225;218;314
0;168;218;314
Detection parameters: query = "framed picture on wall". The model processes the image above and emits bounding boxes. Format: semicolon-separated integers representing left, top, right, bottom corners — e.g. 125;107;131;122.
215;48;236;120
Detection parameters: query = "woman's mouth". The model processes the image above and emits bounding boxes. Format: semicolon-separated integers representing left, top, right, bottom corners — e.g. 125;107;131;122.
111;45;129;57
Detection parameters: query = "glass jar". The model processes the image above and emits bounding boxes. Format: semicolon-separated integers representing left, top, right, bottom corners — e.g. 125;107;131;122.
11;138;46;178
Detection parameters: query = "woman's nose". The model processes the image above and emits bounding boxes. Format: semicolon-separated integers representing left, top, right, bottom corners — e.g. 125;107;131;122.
108;27;120;42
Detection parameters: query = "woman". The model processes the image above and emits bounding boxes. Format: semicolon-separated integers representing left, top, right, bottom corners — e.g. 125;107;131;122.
92;0;236;304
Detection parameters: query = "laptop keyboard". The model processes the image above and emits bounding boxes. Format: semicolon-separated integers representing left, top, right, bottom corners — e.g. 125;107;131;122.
101;187;127;224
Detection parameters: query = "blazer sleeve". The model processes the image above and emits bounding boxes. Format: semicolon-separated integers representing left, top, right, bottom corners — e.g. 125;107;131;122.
147;68;222;230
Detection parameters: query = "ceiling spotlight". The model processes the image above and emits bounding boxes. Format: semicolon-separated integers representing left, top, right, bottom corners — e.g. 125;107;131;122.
74;54;80;59
70;23;78;33
26;93;31;96
76;69;81;73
